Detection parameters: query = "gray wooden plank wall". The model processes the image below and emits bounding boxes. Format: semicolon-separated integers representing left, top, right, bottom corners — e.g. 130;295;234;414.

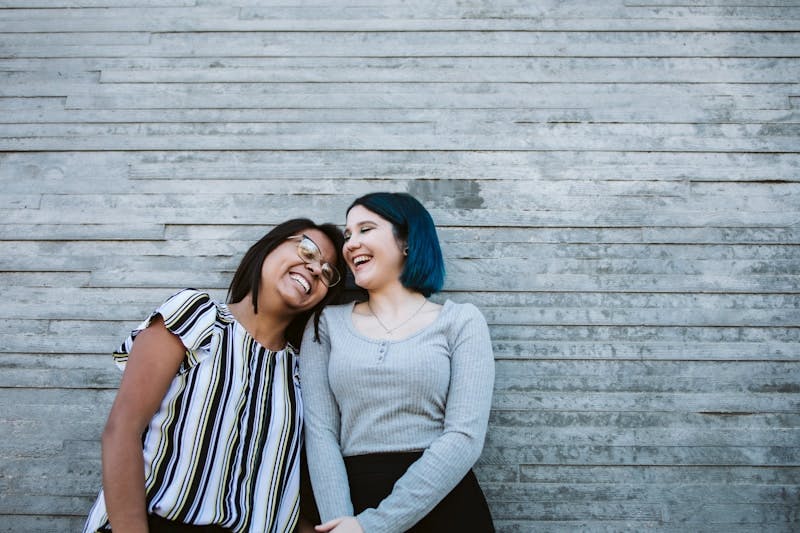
1;0;799;531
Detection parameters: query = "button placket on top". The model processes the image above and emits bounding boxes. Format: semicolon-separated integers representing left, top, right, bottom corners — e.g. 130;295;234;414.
377;340;388;363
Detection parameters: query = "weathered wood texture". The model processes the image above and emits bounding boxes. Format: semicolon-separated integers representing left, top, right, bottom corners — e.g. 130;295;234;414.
1;1;799;531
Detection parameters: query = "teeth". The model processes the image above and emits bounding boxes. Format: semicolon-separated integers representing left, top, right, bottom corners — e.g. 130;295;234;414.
290;274;310;294
353;255;371;265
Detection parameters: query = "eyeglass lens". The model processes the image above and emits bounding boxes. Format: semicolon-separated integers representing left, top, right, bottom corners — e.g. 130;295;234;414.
297;236;340;287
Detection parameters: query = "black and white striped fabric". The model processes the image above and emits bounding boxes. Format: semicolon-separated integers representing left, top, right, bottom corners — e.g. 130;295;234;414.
84;289;302;533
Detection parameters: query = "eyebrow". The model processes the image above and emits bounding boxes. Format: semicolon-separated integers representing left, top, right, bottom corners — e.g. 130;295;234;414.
304;235;337;263
344;219;378;231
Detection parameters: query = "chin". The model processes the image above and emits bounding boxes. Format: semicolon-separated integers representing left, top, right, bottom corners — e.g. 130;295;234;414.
353;277;379;292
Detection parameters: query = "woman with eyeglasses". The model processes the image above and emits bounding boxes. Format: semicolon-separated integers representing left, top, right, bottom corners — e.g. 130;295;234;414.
84;219;345;533
299;193;496;533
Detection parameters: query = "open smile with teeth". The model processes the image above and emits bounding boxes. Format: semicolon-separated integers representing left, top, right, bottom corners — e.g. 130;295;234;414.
290;273;311;294
352;255;372;267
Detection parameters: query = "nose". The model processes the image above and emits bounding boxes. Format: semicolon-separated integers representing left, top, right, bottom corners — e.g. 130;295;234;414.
304;260;323;278
344;235;360;252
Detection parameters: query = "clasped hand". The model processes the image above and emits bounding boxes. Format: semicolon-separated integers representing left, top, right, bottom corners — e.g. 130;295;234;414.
315;516;364;533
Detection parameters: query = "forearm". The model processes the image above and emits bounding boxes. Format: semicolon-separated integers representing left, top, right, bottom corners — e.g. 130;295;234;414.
304;423;355;520
300;316;355;521
101;427;149;532
355;431;482;533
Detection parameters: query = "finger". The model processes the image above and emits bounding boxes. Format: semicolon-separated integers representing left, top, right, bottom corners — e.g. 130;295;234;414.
315;517;344;532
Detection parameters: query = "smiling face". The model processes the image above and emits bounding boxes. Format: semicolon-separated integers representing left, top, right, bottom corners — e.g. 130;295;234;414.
343;204;406;291
260;228;338;312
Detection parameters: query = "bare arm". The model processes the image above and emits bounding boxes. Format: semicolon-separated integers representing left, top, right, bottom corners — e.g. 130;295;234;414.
101;316;186;533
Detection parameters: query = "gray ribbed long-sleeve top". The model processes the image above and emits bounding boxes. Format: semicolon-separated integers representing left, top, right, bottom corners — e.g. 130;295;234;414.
299;300;495;533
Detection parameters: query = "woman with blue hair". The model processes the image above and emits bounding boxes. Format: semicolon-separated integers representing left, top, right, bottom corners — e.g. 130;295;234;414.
299;192;495;532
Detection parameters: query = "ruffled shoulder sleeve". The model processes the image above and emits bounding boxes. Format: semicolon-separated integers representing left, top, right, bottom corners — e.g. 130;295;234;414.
112;289;219;372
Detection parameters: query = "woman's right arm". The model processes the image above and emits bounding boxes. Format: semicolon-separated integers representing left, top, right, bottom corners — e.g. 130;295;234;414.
101;316;186;533
299;314;355;522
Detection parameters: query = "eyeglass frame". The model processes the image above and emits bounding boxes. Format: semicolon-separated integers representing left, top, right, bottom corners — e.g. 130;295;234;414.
287;234;341;288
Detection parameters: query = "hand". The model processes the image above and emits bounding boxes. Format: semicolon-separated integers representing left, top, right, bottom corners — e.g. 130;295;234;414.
315;516;364;533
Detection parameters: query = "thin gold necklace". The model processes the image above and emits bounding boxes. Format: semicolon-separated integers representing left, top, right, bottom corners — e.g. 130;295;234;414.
367;298;427;335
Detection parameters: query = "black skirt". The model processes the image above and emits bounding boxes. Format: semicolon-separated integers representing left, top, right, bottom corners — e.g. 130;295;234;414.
301;450;494;532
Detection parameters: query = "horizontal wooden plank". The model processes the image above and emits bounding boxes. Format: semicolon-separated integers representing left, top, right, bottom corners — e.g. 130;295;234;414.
0;272;91;288
3;179;800;214
1;2;798;31
0;0;193;6
491;326;800;343
0;224;166;240
2;105;799;126
85;57;800;84
40;83;797;109
0;494;97;516
490;521;795;533
489;411;800;432
0;287;224;317
486;425;800;447
456;291;800;311
0;516;87;533
4;401;108;434
516;464;800;484
0;458;101;496
6;121;800;143
480;441;800;466
4;148;798;183
11;174;800;203
491;341;800;360
0;31;150;46
489;501;796;524
493;360;800;390
0;195;40;209
5;30;796;58
2;56;798;85
483;481;800;504
0;387;115;406
3;123;797;151
493;391;800;412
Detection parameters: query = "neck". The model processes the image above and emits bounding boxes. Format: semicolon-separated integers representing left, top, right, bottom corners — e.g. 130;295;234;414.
228;294;293;350
366;284;426;317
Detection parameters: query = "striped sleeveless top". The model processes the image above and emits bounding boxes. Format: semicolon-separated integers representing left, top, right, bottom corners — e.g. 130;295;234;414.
84;289;302;533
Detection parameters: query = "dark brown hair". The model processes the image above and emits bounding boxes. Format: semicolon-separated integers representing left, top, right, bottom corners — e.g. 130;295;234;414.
227;218;345;347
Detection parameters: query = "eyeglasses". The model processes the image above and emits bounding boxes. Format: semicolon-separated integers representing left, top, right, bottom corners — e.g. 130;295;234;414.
287;234;341;288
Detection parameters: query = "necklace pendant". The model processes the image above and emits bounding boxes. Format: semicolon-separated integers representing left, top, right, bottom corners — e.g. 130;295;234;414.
367;298;427;336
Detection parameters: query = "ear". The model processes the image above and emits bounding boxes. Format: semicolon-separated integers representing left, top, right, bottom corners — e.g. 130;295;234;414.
396;236;409;256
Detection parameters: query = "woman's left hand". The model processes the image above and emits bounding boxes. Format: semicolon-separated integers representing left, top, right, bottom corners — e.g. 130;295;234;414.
314;516;364;533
